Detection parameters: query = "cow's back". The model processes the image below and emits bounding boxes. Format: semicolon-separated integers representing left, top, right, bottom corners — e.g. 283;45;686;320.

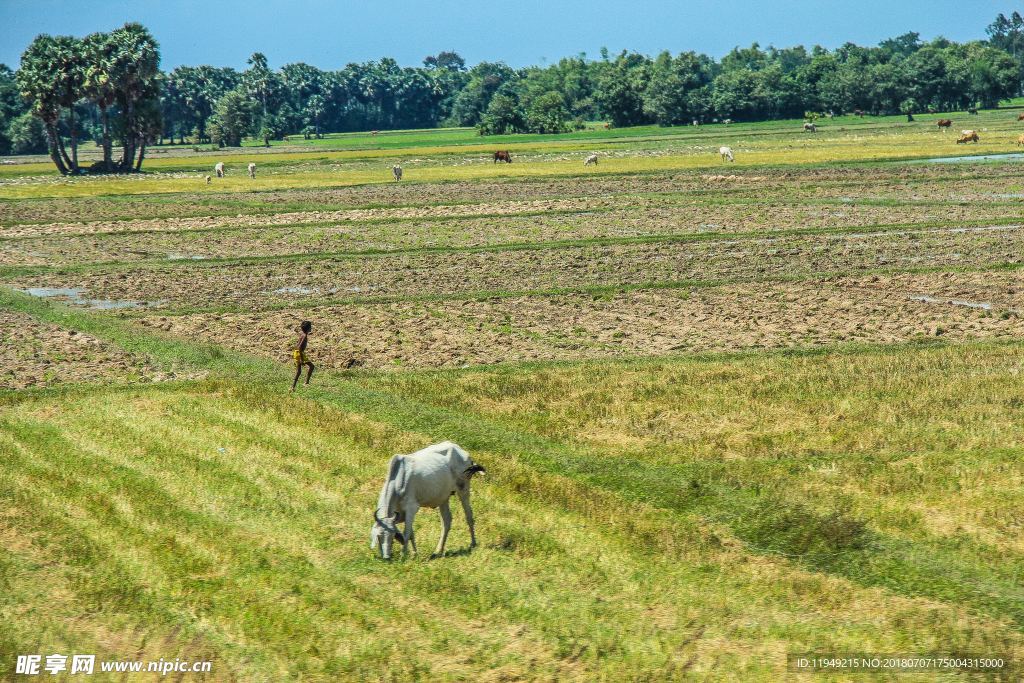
405;448;457;508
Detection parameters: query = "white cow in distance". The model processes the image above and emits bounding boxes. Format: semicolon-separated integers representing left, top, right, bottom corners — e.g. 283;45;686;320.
584;153;599;166
719;146;735;162
371;441;486;559
214;162;225;177
248;162;256;178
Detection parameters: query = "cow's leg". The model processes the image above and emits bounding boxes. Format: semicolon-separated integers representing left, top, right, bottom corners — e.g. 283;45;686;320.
457;489;476;548
403;503;419;556
434;501;452;557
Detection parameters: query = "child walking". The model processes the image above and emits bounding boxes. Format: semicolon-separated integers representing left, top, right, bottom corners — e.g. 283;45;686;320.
291;320;315;392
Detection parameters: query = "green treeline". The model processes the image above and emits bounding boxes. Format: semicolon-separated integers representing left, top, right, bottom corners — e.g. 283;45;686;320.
1;12;1022;174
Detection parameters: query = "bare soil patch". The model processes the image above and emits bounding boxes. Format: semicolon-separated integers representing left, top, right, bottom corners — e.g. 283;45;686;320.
0;196;646;239
10;224;1024;312
4;203;1023;269
139;273;1024;371
0;311;195;389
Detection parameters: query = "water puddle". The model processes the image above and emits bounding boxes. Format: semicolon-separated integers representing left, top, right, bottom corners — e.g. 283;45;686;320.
922;153;1024;164
909;295;992;310
273;286;319;295
19;286;150;309
22;287;84;299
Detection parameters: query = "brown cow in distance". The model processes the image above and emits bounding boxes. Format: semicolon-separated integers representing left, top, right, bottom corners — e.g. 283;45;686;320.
493;150;512;164
956;131;979;144
937;119;952;130
1018;113;1024;121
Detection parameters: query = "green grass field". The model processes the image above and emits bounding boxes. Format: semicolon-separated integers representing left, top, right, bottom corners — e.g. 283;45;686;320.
3;111;1024;681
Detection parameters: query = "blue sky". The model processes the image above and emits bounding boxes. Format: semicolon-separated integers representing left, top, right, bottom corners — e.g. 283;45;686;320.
0;0;1014;70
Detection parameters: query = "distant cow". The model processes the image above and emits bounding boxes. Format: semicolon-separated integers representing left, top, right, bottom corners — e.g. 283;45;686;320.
1017;134;1024;146
1018;113;1024;121
604;123;610;129
937;119;952;130
723;118;733;125
968;107;978;115
247;162;256;179
493;150;512;164
803;122;816;133
956;131;979;144
205;175;211;185
214;162;225;178
854;109;864;117
584;153;598;166
392;164;403;181
719;146;735;162
370;441;486;560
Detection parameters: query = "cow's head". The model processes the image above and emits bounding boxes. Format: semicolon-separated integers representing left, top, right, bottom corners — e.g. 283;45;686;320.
370;511;405;560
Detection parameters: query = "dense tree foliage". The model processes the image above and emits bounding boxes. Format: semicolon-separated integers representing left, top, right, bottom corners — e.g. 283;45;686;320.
16;23;160;173
6;13;1024;169
162;65;239;144
987;12;1024;95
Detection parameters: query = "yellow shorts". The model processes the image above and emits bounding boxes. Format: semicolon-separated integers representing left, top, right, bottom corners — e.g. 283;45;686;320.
292;350;308;367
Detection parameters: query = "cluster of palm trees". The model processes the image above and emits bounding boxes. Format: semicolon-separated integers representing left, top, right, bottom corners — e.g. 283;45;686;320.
18;23;160;175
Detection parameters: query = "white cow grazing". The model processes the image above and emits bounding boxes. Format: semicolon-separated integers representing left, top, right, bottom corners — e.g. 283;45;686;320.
371;441;485;559
719;146;735;162
205;175;211;185
803;122;816;133
392;164;403;181
248;162;256;178
214;162;225;178
584;153;599;166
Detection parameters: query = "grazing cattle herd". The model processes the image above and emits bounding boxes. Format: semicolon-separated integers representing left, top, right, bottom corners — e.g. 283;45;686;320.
199;108;1024;213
